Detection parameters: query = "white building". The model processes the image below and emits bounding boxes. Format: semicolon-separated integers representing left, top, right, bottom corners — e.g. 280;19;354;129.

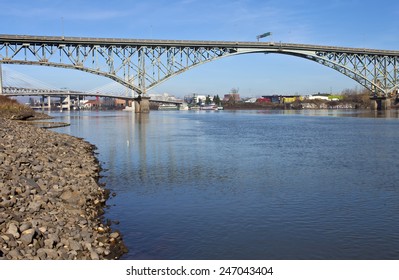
148;93;181;102
305;95;330;101
244;97;257;103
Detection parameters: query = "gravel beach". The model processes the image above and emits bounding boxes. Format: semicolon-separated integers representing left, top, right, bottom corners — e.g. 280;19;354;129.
0;117;127;260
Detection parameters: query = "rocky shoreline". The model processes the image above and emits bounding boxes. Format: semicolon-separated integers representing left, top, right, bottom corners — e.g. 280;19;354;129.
0;117;127;260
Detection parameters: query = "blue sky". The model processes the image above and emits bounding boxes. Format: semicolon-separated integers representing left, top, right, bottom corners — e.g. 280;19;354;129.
1;0;399;97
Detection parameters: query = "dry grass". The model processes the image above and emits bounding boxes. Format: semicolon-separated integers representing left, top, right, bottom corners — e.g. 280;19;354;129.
0;95;35;117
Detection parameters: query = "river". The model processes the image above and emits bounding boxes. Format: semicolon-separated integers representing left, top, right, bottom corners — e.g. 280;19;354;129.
52;109;399;260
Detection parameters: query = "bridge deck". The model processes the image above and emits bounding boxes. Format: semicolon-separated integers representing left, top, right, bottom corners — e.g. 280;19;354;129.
1;34;399;56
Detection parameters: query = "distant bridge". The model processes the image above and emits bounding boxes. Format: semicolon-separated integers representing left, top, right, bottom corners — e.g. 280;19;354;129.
1;34;399;98
2;86;182;105
2;86;132;100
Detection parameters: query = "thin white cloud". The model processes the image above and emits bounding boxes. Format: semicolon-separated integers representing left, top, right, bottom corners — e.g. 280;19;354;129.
66;9;134;21
179;0;198;4
0;3;136;21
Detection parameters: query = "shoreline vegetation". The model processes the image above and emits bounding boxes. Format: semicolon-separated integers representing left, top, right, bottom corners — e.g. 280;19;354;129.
223;90;376;110
0;96;127;260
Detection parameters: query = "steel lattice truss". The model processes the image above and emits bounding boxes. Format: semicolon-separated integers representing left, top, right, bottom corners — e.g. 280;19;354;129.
313;52;399;96
1;35;399;97
0;37;233;96
250;48;399;96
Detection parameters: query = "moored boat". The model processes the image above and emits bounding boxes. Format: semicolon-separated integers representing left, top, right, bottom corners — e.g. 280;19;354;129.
201;105;218;110
158;104;178;110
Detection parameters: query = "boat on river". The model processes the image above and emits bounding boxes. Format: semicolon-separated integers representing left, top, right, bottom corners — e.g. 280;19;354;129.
189;105;201;110
158;104;178;110
201;105;218;110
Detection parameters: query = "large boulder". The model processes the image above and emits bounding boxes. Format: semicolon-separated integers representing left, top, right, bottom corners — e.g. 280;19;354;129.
10;111;34;120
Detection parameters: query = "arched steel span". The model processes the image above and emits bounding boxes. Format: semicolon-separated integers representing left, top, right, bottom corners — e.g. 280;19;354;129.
1;34;399;96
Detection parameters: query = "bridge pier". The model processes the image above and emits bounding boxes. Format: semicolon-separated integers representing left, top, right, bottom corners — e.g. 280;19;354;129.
59;95;71;111
47;96;51;110
370;97;391;110
134;96;150;113
41;95;51;111
66;95;71;111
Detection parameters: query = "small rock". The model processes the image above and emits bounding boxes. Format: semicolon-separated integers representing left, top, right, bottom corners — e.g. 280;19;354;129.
8;249;22;259
97;227;105;233
68;240;82;251
20;177;40;190
20;228;35;245
36;249;47;260
47;233;60;244
44;239;56;249
110;232;120;239
60;190;85;206
32;165;44;172
0;199;14;208
97;236;107;244
95;247;104;255
90;250;99;260
28;201;42;213
6;223;20;239
38;227;47;234
19;222;32;232
43;249;58;259
84;242;92;251
1;235;10;242
78;219;88;226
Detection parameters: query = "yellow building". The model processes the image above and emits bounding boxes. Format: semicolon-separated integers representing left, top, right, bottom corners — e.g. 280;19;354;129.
281;96;304;103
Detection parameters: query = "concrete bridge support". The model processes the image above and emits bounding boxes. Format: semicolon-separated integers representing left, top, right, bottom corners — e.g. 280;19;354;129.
58;95;71;111
41;95;51;111
134;96;150;113
66;95;71;111
370;97;391;111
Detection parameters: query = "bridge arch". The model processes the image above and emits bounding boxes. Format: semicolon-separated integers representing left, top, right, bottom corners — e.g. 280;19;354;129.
231;48;391;96
0;60;143;94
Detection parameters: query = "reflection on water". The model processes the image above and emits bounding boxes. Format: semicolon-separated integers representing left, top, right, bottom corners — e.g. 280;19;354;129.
255;109;399;119
53;110;399;259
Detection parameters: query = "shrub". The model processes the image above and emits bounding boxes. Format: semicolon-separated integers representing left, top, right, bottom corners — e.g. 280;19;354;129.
0;96;35;117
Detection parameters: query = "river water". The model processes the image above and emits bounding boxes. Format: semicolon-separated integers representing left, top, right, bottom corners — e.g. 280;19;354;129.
52;109;399;260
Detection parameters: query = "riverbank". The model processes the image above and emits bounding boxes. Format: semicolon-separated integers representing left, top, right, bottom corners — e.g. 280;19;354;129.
0;116;127;259
222;99;370;110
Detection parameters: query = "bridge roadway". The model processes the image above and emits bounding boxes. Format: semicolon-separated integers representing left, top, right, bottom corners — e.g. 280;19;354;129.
1;34;399;57
1;34;399;56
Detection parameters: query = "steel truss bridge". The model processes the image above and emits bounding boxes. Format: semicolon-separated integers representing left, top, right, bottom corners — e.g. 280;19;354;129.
1;34;399;97
2;86;131;100
1;86;183;106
